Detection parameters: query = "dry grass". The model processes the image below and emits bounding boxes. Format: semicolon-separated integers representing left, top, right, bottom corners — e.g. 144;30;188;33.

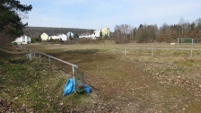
27;41;201;51
18;42;201;112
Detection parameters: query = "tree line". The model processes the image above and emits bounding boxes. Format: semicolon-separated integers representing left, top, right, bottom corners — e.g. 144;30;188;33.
113;18;201;44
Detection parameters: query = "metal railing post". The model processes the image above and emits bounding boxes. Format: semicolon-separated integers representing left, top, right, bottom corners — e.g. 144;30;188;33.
151;48;154;57
72;66;77;93
72;66;75;75
29;50;32;61
124;48;127;56
49;56;51;64
39;53;41;62
190;48;193;58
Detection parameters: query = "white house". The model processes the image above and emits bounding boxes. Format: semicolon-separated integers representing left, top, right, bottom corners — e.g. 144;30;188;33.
79;33;92;39
101;27;110;38
67;32;74;40
92;30;101;39
58;34;68;41
40;32;49;41
79;28;110;40
13;35;31;44
49;35;59;40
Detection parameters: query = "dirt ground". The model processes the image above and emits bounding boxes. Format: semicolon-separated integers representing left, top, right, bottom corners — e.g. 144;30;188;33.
25;43;201;113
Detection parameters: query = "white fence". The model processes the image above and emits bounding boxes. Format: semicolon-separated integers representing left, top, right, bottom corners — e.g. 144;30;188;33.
112;47;201;58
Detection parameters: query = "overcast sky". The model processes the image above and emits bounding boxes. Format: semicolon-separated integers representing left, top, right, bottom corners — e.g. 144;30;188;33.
20;0;201;31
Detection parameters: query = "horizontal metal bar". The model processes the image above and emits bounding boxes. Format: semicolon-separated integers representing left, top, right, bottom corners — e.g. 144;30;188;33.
126;48;201;51
37;52;78;68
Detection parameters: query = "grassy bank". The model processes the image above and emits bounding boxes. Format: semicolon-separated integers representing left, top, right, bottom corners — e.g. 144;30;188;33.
0;50;95;112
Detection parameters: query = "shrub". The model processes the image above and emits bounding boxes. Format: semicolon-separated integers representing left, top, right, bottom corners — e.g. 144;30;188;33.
12;42;18;45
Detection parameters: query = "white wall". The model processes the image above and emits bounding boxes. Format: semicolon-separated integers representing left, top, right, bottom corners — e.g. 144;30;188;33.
58;34;68;41
14;35;31;44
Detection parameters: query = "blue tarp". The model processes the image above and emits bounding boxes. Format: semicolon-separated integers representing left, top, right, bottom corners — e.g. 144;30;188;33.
63;78;74;96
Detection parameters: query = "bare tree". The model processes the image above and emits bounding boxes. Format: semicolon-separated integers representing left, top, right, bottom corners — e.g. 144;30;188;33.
113;24;132;43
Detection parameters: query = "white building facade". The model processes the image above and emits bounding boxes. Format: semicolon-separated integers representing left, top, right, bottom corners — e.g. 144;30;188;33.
13;35;31;44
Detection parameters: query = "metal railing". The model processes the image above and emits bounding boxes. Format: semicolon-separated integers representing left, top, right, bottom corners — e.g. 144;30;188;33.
26;49;78;93
111;47;201;58
39;52;78;93
38;52;78;72
26;51;78;74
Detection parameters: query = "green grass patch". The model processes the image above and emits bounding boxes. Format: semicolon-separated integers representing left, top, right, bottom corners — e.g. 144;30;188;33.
0;50;94;112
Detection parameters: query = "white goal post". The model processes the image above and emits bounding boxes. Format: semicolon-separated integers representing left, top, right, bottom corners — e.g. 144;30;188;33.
177;38;196;45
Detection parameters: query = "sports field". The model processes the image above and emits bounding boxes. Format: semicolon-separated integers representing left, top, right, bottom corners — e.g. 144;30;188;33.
24;41;201;112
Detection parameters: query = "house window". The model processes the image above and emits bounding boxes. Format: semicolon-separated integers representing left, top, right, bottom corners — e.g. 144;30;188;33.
22;37;25;42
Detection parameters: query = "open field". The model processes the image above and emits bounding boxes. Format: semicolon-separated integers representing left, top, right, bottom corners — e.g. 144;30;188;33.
26;41;201;51
24;41;201;112
1;41;201;112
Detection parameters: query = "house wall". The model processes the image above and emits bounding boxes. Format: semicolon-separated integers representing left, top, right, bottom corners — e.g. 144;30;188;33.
58;34;67;41
92;30;100;39
79;35;92;39
41;33;49;41
101;28;110;38
21;36;31;44
14;35;31;44
67;32;74;39
49;35;59;40
79;32;93;39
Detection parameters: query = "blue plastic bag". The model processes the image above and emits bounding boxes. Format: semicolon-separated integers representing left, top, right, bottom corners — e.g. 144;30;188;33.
84;85;91;94
63;78;74;96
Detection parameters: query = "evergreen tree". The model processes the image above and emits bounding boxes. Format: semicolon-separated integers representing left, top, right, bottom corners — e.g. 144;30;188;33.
74;33;79;38
0;0;32;43
100;31;102;38
69;32;72;40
